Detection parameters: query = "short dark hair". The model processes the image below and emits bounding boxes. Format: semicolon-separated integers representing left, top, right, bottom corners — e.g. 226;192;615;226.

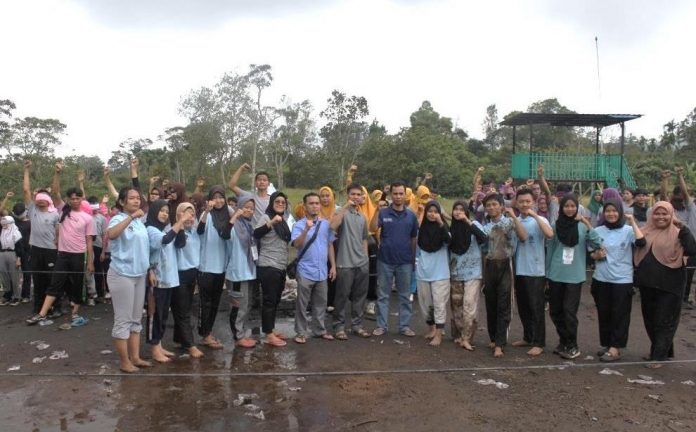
36;188;50;195
303;192;320;203
390;181;406;192
516;189;534;199
346;183;362;194
87;196;99;204
555;183;572;194
228;196;238;203
65;187;83;198
255;171;270;181
482;193;504;206
116;186;139;211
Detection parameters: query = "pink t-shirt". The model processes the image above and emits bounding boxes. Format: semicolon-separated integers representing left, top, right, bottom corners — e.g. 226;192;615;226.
58;209;96;253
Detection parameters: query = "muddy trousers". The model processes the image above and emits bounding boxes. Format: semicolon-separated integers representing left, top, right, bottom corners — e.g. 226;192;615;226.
197;272;225;338
514;275;547;348
417;279;450;329
0;251;20;300
30;246;57;314
257;266;286;334
590;279;633;349
548;280;582;350
92;246;106;298
450;279;482;342
483;258;512;347
333;265;369;333
147;287;174;345
229;280;254;340
639;286;680;361
172;268;198;348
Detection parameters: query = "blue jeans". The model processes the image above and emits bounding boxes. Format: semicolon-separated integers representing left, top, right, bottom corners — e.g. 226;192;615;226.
376;260;413;331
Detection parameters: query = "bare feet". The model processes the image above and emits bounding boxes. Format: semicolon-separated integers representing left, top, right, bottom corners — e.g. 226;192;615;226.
428;330;442;347
120;362;139;373
265;333;287;347
527;347;544;356
460;340;475;351
424;326;436;340
236;337;257;348
201;336;223;349
493;346;504;358
152;345;171;363
188;346;204;358
132;358;152;368
161;347;176;357
645;363;663;369
511;340;530;347
272;331;288;340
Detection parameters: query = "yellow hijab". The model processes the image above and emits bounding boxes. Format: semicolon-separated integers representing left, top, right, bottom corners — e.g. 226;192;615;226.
358;186;377;232
319;186;336;220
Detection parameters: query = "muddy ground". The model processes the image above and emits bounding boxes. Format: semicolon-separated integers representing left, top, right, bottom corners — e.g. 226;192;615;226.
1;282;695;432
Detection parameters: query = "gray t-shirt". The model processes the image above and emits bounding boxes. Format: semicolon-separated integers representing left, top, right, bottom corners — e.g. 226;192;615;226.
239;189;270;227
336;208;369;268
255;214;289;270
27;203;60;249
92;213;107;248
675;201;696;241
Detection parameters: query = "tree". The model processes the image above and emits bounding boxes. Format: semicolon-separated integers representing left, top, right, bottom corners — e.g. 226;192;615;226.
268;98;314;189
246;64;275;185
481;104;502;149
2;116;66;159
319;90;369;188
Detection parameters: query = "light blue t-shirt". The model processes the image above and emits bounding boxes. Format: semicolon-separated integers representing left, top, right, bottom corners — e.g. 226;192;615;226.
450;221;484;282
107;213;149;278
593;225;636;284
147;226;179;288
198;212;228;274
515;215;550;277
291;218;335;282
225;228;257;282
416;246;450;282
177;227;200;271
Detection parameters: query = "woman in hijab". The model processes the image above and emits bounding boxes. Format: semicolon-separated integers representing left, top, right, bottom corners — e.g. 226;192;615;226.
0;216;23;305
226;195;258;348
590;199;645;362
196;185;232;350
634;201;696;367
172;202;204;359
415;201;451;347
188;192;206;218
587;189;603;227
546;194;602;360
597;188;622;226
253;191;291;347
145;199;191;363
167;182;188;225
536;195;549;219
449;201;488;351
357;186;381;311
319;186;339;311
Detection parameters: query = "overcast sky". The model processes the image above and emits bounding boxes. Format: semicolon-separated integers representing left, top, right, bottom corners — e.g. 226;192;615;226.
1;0;694;161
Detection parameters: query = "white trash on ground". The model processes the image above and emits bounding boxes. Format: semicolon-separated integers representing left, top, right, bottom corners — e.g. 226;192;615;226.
32;357;47;364
49;350;69;360
7;365;21;372
476;379;509;389
598;368;623;376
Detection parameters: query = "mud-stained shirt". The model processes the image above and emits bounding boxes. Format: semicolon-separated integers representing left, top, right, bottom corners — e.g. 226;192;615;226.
482;216;515;260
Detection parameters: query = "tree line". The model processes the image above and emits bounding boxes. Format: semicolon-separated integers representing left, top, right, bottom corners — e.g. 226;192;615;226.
1;64;695;200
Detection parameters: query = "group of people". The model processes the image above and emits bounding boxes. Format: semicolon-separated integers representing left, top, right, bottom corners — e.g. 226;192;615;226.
3;158;695;373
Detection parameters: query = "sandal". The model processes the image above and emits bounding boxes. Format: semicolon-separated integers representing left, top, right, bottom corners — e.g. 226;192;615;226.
201;338;224;349
273;331;288;340
354;329;371;338
320;334;335;341
264;334;287;347
294;335;307;344
600;351;621;362
335;331;348;341
235;337;257;348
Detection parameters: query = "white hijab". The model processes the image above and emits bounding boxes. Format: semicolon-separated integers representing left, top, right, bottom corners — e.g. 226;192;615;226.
0;216;22;250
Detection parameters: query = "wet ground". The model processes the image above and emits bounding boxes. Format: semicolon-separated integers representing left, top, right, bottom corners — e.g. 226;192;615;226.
1;282;696;432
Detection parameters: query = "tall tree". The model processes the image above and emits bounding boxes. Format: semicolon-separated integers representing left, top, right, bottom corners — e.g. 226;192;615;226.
268;98;314;189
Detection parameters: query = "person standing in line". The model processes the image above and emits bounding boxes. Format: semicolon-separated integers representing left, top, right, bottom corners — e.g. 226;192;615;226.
330;183;371;340
590;200;645;362
631;188;650;227
415;201;451;347
369;181;420;337
254;191;291;347
12;202;31;303
27;162;95;326
228;162;272;226
291;192;336;344
546;194;601;360
225;196;258;349
511;189;554;356
86;196;108;305
319;186;339;312
196;186;232;350
105;186;152;373
480;193;528;358
21;160;60;315
172;202;204;358
634;201;696;368
449;201;487;351
0;216;23;306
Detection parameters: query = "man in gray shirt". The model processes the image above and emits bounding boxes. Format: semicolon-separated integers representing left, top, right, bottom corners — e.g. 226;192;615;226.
228;162;271;226
330;183;371;340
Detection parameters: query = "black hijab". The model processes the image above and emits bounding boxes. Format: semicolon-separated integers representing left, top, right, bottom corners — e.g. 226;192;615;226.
146;200;169;231
601;199;625;230
208;186;231;239
265;191;291;243
556;194;580;247
417;201;450;253
449;200;473;255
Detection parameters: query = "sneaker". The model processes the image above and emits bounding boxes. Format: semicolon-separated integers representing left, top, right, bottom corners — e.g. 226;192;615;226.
26;314;47;326
560;347;581;360
48;309;64;319
365;301;376;316
104;292;112;299
9;298;20;306
326;306;335;313
87;298;96;307
21;297;31;304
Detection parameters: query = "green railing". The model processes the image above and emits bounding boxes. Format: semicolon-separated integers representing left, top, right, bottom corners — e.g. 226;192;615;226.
512;153;636;189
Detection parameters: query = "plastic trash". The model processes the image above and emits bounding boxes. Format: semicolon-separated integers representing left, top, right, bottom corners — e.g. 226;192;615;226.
393;339;405;345
100;350;112;355
296;377;306;382
628;378;664;385
599;368;623;376
49;350;69;360
476;379;509;389
32;357;47;364
288;387;302;392
36;343;50;351
7;365;21;372
681;380;695;386
233;393;259;407
245;410;265;420
647;394;662;402
38;319;54;326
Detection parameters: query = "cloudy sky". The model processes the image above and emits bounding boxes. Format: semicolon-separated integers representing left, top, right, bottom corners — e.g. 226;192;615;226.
1;0;694;160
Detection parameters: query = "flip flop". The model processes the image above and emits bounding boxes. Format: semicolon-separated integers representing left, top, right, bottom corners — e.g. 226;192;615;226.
294;335;307;344
201;339;224;349
335;331;348;341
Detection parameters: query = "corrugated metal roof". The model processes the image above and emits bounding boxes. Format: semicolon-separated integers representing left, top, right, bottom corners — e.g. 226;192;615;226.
500;113;642;127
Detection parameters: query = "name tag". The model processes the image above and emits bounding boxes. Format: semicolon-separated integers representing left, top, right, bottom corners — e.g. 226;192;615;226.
251;245;259;261
562;247;574;265
383;218;393;223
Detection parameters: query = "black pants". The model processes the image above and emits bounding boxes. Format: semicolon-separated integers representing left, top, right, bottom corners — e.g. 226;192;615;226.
19;249;31;299
30;246;57;313
147;287;173;344
548;280;582;349
591;279;633;348
483;258;512;347
102;252;111;294
92;246;106;298
46;251;85;306
258;266;286;334
640;286;680;361
197;272;225;338
367;236;378;301
683;256;696;302
172;269;198;348
514;275;546;347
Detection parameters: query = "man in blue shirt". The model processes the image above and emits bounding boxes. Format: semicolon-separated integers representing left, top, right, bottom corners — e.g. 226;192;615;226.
512;189;553;356
291;192;337;343
369;182;419;337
